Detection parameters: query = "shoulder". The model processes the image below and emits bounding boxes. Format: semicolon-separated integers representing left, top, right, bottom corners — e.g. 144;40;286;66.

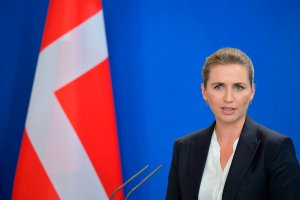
174;124;214;147
257;123;288;140
244;116;288;143
242;116;296;158
255;122;291;145
254;121;298;162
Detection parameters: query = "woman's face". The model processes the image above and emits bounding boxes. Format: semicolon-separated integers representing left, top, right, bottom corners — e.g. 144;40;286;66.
201;64;255;125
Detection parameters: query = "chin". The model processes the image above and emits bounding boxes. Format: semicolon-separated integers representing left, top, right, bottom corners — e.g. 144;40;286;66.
217;114;245;124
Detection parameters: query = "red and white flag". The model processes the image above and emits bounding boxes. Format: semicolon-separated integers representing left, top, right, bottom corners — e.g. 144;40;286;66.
13;0;123;199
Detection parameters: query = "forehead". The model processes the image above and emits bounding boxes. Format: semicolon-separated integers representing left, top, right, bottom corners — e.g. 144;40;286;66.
208;64;249;83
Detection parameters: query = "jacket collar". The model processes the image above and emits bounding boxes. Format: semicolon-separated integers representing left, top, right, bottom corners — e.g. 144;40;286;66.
188;122;214;199
222;116;261;199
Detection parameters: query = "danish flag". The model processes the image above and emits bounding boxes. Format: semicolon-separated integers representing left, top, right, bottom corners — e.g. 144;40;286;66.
12;0;123;199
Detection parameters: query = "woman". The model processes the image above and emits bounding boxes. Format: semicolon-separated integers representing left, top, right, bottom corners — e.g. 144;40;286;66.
166;48;300;200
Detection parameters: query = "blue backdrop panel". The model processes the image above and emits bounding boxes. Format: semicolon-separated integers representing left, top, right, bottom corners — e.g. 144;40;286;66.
0;0;299;199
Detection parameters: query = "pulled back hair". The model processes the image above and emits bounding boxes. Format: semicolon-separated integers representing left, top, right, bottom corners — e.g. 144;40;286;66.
202;48;254;88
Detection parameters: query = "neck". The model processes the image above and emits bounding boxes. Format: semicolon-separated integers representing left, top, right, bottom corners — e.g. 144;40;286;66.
215;115;246;143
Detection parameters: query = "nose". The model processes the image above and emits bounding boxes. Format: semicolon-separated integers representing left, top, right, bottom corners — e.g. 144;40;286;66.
223;88;234;103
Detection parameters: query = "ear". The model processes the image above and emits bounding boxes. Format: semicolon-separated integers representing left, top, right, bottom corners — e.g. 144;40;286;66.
250;83;256;101
201;83;207;101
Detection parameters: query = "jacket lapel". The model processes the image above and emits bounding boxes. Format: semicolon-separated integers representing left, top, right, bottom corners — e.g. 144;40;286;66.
188;123;215;200
222;116;261;200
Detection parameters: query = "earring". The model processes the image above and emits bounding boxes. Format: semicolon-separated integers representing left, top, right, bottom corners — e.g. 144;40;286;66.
205;100;208;105
250;100;253;105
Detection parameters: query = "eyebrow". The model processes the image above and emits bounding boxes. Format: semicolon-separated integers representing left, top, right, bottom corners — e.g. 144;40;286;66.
210;82;223;85
233;82;247;85
210;82;247;86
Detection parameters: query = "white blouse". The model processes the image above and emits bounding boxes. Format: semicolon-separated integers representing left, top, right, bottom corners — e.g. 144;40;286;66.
198;130;239;200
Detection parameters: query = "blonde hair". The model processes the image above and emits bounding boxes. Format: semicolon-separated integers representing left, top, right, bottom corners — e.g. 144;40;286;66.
202;47;254;87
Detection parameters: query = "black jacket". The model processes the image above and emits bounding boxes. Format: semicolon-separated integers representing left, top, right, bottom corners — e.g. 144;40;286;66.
166;117;300;200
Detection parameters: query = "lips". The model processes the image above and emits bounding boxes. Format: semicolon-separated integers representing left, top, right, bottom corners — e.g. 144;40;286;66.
222;107;236;115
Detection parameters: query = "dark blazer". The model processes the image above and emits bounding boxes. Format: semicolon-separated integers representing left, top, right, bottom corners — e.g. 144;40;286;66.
166;116;300;200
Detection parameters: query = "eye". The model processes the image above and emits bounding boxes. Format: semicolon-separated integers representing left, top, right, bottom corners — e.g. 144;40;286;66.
234;84;244;91
214;84;223;90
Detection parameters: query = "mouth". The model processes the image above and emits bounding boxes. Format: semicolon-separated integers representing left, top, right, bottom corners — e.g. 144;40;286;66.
222;107;235;111
221;107;236;114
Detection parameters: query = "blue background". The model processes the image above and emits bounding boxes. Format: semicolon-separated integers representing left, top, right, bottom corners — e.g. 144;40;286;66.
0;0;299;199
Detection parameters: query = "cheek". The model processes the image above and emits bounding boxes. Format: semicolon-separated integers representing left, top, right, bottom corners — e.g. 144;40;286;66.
238;94;252;105
207;94;221;105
